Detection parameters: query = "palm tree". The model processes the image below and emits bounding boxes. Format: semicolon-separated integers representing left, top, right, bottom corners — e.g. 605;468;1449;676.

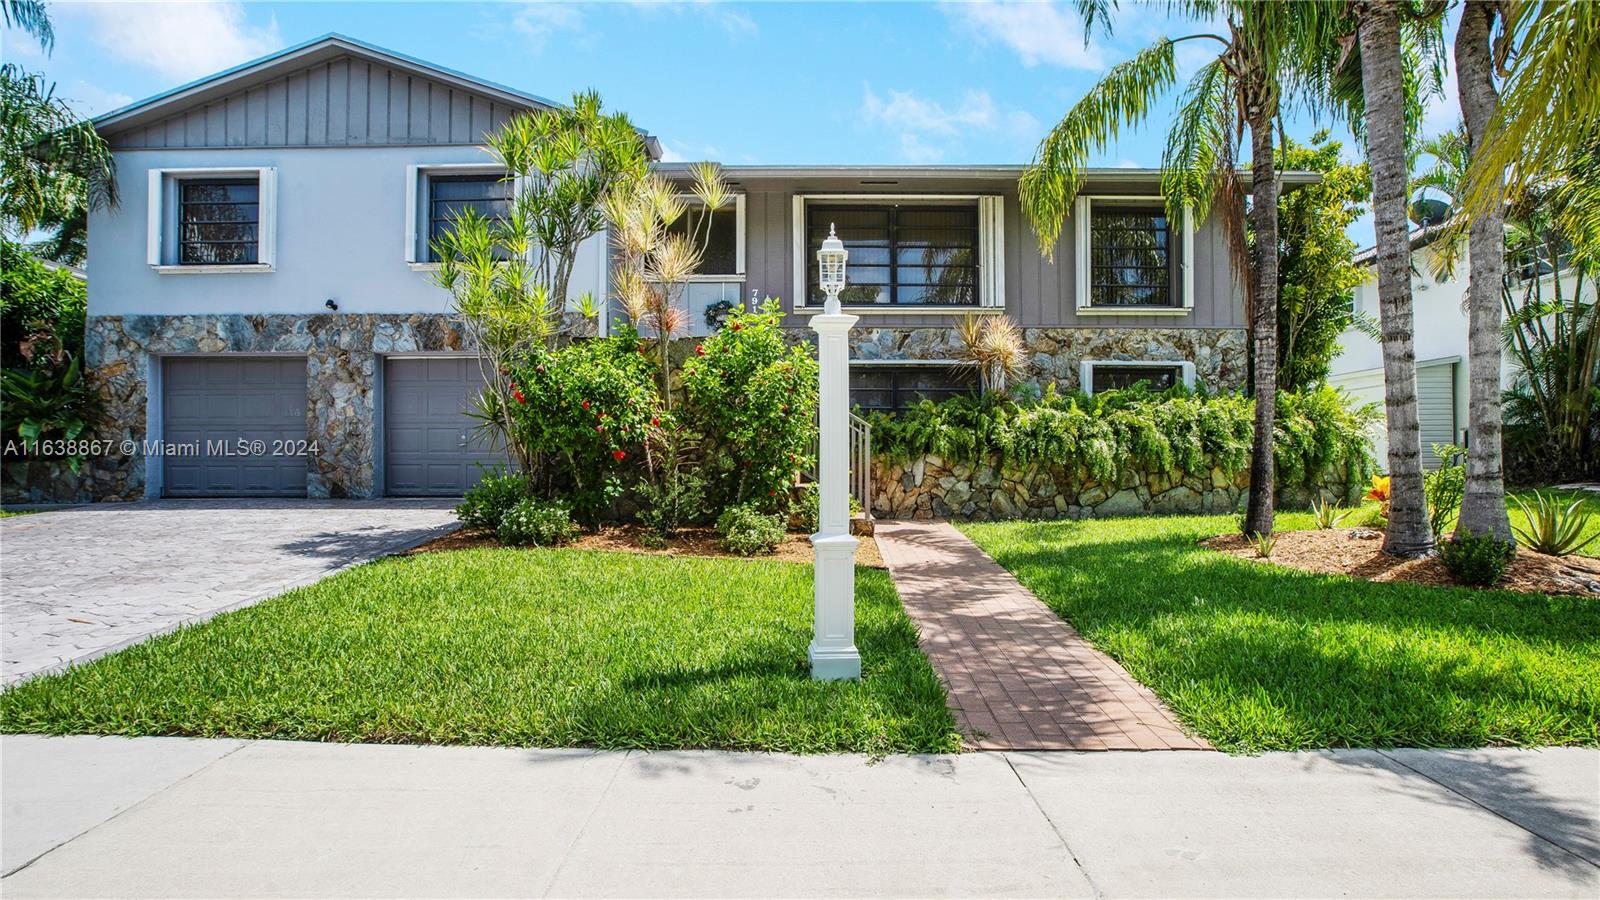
1448;3;1515;543
1020;1;1342;537
3;0;53;50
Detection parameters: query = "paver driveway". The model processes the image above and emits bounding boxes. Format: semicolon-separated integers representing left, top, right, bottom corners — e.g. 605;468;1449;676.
1;500;458;684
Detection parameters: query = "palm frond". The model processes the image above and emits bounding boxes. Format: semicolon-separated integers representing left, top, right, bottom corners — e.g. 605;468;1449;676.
4;0;52;51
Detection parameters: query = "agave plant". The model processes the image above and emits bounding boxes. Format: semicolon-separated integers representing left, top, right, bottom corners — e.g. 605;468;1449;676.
1510;492;1598;557
1251;530;1278;559
1310;497;1349;530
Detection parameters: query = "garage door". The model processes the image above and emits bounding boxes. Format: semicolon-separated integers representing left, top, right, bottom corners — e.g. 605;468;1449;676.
163;357;309;497
384;357;502;496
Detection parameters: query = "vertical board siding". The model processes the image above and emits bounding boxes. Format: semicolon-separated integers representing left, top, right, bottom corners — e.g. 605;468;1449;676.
109;56;535;149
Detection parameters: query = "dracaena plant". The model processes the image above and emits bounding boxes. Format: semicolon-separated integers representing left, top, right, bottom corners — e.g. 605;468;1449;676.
956;314;1027;397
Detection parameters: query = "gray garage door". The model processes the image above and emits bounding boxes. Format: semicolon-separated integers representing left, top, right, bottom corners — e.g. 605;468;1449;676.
384;357;502;496
163;357;309;497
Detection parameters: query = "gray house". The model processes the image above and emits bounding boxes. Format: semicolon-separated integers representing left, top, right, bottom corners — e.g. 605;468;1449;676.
70;33;1312;503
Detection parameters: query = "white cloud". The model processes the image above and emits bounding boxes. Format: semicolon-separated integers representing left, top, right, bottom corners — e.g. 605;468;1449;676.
626;1;757;37
511;2;586;49
59;81;135;118
941;1;1103;71
656;138;725;163
860;84;1038;163
60;1;281;82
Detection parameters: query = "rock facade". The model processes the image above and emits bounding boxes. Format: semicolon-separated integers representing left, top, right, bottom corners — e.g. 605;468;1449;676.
871;454;1356;521
849;326;1247;393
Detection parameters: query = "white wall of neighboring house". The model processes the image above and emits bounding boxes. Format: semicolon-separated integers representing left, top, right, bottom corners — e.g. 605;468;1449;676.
87;146;608;317
1328;243;1587;470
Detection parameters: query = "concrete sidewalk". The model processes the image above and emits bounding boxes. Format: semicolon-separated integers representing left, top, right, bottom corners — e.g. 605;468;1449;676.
1;736;1595;898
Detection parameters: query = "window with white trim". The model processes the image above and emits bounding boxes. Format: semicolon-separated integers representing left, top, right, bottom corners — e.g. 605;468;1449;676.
662;196;744;278
1079;359;1196;395
792;195;1005;310
1073;196;1193;311
850;362;976;413
404;165;511;265
147;167;277;271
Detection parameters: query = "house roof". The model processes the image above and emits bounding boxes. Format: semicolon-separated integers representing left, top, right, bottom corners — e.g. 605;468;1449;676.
90;33;661;158
1353;222;1450;267
655;163;1323;190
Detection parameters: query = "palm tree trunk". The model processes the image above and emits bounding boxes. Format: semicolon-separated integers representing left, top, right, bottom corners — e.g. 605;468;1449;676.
1356;0;1433;557
1453;1;1513;543
1243;114;1280;537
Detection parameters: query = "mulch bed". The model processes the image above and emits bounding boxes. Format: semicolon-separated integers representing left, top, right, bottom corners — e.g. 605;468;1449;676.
1202;528;1600;597
407;523;887;569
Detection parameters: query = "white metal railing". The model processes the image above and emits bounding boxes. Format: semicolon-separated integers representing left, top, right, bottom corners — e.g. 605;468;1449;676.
803;410;873;518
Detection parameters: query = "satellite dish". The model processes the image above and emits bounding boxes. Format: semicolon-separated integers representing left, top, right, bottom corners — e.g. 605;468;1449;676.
1409;197;1451;228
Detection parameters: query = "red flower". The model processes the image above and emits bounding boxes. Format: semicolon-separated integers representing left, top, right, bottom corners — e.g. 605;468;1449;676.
596;424;605;433
581;400;591;410
613;449;627;461
695;345;706;356
535;365;546;373
731;322;743;331
650;417;661;426
513;390;526;405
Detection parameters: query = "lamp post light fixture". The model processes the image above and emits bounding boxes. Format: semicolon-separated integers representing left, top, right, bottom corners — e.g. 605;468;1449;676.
809;224;861;681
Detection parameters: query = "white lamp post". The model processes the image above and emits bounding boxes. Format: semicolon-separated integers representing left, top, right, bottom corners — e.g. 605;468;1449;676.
810;224;861;681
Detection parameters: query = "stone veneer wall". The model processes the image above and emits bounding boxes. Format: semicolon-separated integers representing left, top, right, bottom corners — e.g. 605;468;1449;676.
850;326;1247;393
871;454;1356;521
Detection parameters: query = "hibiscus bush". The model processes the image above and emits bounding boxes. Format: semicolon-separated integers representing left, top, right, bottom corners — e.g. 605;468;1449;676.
506;328;662;524
682;301;818;513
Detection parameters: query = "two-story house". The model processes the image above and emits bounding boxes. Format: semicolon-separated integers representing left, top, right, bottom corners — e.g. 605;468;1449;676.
75;33;1314;503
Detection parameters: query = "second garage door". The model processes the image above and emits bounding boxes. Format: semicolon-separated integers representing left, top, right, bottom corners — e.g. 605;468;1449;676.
384;357;503;496
163;356;309;497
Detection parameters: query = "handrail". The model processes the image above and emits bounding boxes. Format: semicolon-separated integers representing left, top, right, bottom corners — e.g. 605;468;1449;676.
802;410;874;519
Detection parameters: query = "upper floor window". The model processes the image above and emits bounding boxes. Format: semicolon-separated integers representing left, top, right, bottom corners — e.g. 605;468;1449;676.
806;205;978;306
427;174;512;262
178;179;260;265
1073;196;1193;312
148;167;276;273
1090;206;1174;307
664;201;742;277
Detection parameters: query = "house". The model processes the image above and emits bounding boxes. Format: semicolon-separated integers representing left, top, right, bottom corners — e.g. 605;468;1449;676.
75;33;1315;502
1327;226;1588;470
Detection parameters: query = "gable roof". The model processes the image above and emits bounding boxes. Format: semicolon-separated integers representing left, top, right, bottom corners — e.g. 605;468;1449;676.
91;33;660;157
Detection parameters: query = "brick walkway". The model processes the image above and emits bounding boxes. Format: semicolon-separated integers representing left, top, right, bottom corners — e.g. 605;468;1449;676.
874;520;1209;751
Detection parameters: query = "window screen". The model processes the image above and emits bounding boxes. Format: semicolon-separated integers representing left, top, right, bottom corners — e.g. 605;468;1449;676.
851;365;976;412
808;205;978;305
179;179;259;265
1090;205;1177;307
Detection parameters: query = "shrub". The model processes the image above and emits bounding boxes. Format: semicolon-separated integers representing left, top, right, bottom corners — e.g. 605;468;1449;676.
682;300;818;513
1511;492;1598;557
497;498;578;547
637;466;706;538
1362;475;1392;521
1424;443;1466;537
1;240;97;470
867;384;1374;492
715;502;785;556
793;482;861;533
1438;530;1514;586
455;469;533;531
506;331;662;524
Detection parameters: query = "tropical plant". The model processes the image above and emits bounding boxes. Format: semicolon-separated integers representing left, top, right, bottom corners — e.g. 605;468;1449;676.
432;92;651;470
956;313;1027;396
1362;474;1392;522
681;300;818;513
496;498;579;547
1423;442;1466;537
1438;530;1514;586
1319;0;1448;558
1310;497;1350;529
1021;1;1348;538
715;502;786;556
0;239;96;471
4;0;53;49
636;463;707;539
455;469;534;532
1510;491;1597;557
0;358;92;470
1250;530;1278;558
1273;132;1371;391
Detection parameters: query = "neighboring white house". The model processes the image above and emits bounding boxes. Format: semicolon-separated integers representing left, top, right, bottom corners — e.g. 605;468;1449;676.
1328;227;1587;470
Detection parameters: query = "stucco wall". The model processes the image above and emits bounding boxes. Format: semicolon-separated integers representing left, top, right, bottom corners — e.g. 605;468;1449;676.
86;146;608;318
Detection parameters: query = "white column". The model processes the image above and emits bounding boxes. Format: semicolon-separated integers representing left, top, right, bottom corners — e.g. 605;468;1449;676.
809;309;861;681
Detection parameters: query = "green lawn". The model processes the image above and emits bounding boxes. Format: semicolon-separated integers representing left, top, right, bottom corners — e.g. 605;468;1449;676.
0;509;35;518
961;512;1600;753
0;548;959;753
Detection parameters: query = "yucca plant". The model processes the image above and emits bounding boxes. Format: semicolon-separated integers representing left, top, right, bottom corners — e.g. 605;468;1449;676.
1310;497;1349;529
956;314;1027;396
1510;491;1598;557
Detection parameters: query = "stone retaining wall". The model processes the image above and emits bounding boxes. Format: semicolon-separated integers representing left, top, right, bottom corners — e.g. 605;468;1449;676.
871;454;1356;521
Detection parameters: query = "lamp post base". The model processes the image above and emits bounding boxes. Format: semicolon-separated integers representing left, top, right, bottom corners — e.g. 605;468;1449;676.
809;532;861;681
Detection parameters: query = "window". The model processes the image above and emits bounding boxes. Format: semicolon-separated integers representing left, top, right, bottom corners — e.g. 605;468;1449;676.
1090;206;1174;306
664;202;741;276
1073;196;1193;311
427;174;512;262
178;180;259;265
806;205;978;306
1079;359;1196;396
850;364;975;413
147;167;276;271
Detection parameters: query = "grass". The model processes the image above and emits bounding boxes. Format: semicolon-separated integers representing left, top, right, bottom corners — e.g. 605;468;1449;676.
0;548;959;754
0;509;36;518
960;511;1600;753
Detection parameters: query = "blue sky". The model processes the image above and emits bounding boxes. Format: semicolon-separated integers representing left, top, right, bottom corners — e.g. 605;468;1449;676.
8;1;1463;243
